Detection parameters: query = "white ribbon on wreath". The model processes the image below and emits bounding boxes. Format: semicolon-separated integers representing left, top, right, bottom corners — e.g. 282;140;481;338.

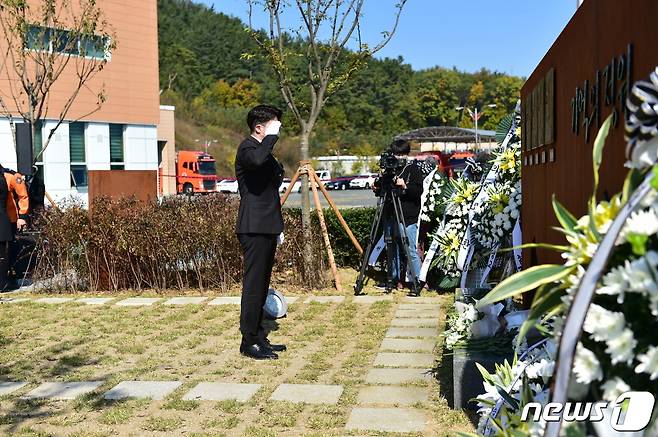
457;105;521;290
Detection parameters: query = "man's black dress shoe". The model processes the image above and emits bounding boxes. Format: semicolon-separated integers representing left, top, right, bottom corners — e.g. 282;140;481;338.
260;337;287;352
241;343;278;360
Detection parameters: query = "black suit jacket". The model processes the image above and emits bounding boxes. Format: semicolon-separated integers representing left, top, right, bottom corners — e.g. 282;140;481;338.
235;135;285;234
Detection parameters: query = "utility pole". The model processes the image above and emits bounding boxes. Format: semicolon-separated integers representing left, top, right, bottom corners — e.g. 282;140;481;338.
195;139;218;154
455;104;497;151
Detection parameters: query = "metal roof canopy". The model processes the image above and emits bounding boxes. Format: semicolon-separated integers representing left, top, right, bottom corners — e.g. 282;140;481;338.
395;126;496;143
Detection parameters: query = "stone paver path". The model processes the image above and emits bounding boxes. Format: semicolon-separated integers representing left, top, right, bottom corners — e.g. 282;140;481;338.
270;384;343;405
0;382;27;396
386;327;438;338
164;297;208;305
208;296;242;305
34;297;74;305
353;295;394;304
103;381;182;400
183;382;261;402
380;338;435;352
373;352;435;368
398;303;441;311
23;382;103;400
76;298;114;305
357;386;429;405
394;308;440;318
304;295;345;304
345;298;440;433
115;298;162;307
0;293;445;434
0;297;30;304
346;407;428;433
0;294;404;309
365;366;433;384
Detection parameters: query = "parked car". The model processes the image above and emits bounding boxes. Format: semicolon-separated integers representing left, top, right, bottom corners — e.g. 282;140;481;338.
349;173;377;189
315;169;331;181
217;178;239;194
325;176;356;190
279;178;301;193
280;172;328;193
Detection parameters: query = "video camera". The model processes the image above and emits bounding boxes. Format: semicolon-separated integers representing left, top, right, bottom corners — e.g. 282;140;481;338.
375;151;406;196
355;148;420;296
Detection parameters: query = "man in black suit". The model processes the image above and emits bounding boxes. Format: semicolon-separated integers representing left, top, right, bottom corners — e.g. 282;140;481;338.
235;105;287;360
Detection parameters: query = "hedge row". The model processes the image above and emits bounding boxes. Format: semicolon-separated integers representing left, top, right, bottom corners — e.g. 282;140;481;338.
33;195;377;292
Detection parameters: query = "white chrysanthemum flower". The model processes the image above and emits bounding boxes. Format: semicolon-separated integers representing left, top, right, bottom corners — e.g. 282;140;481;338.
605;329;637;365
620;208;658;240
635;346;658;380
525;359;555;383
625;257;658;295
597;265;627;300
601;377;631;402
583;304;625;342
573;343;603;384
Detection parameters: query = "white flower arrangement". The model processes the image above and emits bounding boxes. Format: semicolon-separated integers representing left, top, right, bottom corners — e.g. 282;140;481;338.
444;301;481;350
431;218;465;279
420;170;449;224
471;180;522;249
444;177;481;219
475;339;557;436
475;192;658;435
471;69;658;436
491;141;521;181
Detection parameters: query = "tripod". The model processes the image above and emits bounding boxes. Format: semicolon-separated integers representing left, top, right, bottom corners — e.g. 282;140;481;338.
354;181;420;296
279;161;364;292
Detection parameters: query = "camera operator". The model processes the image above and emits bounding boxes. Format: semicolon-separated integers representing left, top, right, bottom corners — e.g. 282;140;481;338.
375;139;424;290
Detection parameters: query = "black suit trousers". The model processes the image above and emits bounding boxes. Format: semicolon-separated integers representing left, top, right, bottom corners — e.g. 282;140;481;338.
238;233;278;344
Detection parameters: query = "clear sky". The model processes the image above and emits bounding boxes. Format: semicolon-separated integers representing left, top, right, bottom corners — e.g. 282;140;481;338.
198;0;577;78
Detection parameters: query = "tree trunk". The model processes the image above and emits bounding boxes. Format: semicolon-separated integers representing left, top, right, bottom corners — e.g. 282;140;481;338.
299;131;314;284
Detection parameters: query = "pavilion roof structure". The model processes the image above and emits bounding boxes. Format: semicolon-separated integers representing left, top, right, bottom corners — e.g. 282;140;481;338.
395;126;496;143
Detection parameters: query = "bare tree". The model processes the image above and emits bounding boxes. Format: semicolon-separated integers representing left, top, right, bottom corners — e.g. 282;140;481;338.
246;0;407;276
0;0;116;163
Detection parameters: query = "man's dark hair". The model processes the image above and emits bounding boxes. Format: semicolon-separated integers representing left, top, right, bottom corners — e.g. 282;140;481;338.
389;139;411;155
247;105;283;132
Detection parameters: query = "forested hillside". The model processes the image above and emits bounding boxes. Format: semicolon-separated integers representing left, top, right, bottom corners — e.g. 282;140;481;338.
157;0;524;174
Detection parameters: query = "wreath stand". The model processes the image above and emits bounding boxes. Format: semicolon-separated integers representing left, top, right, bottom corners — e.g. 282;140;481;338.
280;161;363;292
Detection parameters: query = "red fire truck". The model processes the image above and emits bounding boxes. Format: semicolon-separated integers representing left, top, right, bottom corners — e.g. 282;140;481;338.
176;151;217;195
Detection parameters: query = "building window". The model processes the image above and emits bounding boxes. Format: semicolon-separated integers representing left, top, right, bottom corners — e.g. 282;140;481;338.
109;124;125;170
70;164;88;188
69;122;87;188
26;25;110;60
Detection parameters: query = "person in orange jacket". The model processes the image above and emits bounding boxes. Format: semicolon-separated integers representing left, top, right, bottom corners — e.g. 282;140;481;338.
4;168;29;232
0;164;29;291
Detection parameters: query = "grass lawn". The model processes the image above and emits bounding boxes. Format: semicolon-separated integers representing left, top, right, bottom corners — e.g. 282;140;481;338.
0;275;475;436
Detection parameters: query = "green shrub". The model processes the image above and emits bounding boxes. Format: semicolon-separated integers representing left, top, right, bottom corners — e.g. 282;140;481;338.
322;207;376;268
